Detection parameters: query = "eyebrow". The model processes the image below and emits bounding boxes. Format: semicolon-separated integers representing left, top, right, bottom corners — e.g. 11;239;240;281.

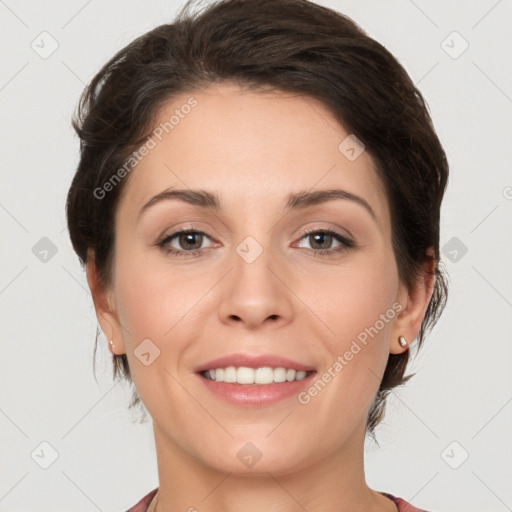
138;187;376;221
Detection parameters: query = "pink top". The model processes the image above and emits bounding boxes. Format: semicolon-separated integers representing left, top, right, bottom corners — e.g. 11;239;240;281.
125;487;429;511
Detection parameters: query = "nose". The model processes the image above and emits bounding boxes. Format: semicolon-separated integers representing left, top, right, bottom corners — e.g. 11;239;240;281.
217;240;295;330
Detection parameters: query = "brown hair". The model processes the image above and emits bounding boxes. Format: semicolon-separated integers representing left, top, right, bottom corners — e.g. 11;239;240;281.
66;0;449;437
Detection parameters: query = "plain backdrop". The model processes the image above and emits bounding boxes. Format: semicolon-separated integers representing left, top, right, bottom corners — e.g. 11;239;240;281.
1;1;511;511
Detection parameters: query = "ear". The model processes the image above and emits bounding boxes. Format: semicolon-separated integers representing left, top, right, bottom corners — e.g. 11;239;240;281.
86;249;126;355
390;247;436;355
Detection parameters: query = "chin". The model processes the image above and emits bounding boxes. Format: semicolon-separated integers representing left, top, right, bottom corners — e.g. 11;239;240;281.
192;436;318;477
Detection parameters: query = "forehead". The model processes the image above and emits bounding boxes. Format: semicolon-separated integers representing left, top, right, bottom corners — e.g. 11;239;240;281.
117;82;389;230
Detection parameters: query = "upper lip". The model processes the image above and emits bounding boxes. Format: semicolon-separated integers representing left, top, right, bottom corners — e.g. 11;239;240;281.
194;353;316;373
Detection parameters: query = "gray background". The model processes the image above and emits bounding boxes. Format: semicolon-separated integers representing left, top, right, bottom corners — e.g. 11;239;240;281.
1;0;511;511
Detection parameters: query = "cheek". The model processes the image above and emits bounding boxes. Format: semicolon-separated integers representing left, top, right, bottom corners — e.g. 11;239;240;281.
113;243;205;339
112;252;223;389
111;258;209;417
302;251;398;403
305;248;399;347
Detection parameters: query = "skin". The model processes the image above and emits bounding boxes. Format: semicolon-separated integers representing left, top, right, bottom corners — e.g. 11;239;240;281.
87;82;435;512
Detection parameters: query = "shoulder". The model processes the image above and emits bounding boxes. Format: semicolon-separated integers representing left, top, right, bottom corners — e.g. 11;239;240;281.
125;487;158;512
381;492;431;512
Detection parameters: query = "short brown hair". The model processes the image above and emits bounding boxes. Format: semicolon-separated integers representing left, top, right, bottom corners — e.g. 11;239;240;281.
66;0;449;437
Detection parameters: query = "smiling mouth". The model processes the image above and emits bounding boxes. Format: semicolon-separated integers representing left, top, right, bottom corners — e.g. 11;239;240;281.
200;366;316;385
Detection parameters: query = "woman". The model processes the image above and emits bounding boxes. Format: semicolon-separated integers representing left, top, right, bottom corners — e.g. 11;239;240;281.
66;0;449;510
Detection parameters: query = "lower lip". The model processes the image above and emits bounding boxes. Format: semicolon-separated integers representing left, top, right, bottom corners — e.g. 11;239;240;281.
196;372;316;406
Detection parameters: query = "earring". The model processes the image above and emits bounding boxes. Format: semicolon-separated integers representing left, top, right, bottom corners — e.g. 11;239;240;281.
109;339;115;354
398;336;408;348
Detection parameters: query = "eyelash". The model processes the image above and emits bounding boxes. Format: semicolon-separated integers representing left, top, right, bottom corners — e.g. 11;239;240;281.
156;227;356;258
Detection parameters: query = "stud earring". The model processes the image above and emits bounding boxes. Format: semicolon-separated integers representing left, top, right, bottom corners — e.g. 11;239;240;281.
109;339;115;354
398;336;408;348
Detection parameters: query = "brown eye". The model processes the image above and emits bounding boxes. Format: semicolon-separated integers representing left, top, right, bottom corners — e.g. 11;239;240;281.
296;228;355;256
176;232;204;250
307;232;335;250
157;229;213;257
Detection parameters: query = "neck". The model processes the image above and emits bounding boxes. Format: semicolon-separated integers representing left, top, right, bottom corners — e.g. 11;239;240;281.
150;422;396;512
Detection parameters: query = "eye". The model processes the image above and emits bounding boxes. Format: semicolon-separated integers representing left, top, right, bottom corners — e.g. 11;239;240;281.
156;227;355;258
295;228;355;256
157;228;214;257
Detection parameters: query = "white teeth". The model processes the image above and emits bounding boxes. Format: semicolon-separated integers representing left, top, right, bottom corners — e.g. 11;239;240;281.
286;368;296;381
223;366;237;383
295;371;307;381
255;367;274;384
273;367;287;383
203;366;311;384
237;366;255;384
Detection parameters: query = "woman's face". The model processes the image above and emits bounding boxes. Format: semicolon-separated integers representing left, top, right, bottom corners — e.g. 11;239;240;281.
94;82;418;475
